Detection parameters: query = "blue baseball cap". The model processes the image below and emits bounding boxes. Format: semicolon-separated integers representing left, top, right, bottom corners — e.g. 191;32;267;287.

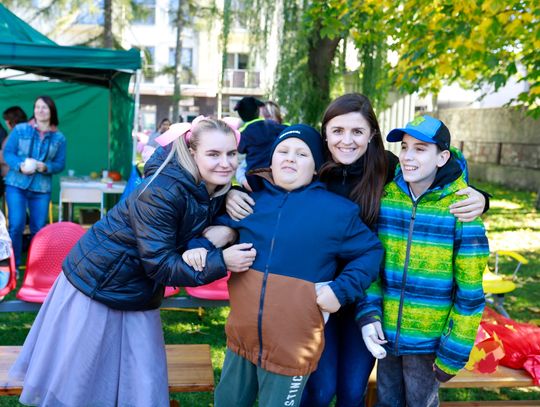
387;115;451;151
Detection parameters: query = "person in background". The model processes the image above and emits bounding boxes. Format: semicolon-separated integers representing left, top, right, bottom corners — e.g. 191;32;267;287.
147;118;172;148
3;97;65;267
234;96;286;190
0;209;12;298
260;100;284;124
1;106;28;197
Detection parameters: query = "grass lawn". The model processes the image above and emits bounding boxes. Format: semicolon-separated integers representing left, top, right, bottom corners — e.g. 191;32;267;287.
0;180;539;406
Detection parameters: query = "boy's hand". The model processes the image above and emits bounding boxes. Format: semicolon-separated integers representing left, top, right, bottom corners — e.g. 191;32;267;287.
182;248;208;272
316;285;341;314
361;321;387;359
223;243;256;272
203;226;237;248
450;187;485;222
226;190;255;221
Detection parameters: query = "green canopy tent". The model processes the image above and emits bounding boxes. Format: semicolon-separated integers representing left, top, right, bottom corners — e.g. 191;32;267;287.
0;4;141;195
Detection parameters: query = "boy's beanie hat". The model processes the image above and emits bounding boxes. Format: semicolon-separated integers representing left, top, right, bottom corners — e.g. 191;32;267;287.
234;96;265;122
270;124;325;170
387;115;451;151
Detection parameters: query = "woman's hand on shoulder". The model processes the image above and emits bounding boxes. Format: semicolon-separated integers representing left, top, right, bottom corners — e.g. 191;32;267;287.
226;189;255;221
203;226;237;248
450;187;485;222
223;243;256;272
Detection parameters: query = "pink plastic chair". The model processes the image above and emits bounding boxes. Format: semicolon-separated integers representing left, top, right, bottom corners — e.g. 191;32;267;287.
17;222;86;303
184;272;231;300
164;286;180;297
0;250;17;299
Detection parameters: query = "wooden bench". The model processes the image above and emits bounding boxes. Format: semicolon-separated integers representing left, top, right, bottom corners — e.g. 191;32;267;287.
0;344;214;404
366;363;539;407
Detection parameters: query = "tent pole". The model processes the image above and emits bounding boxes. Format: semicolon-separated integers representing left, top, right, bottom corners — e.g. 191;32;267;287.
108;82;112;171
132;68;142;165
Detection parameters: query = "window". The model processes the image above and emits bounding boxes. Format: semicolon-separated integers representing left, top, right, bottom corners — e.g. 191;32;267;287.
133;0;156;25
226;53;249;70
168;48;193;69
168;0;193;26
142;47;156;82
231;0;246;28
140;104;157;132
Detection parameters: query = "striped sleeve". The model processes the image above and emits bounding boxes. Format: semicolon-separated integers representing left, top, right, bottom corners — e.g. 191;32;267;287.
435;218;489;376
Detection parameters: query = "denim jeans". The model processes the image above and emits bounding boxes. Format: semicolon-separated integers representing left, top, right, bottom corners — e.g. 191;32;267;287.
375;353;440;407
5;185;50;267
301;306;376;407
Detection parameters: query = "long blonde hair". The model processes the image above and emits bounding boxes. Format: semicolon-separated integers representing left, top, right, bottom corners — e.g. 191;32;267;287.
143;118;237;198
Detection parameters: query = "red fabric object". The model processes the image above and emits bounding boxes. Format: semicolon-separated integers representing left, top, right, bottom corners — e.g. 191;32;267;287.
465;325;505;374
479;307;540;385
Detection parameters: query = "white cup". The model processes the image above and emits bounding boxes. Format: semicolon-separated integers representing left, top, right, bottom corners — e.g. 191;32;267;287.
68;169;75;177
23;158;37;173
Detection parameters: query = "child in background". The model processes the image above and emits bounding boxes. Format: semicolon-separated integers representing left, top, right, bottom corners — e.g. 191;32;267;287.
184;124;383;407
234;97;287;190
358;115;489;407
0;210;12;297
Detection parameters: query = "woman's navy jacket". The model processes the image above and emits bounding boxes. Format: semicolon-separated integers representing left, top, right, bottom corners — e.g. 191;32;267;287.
62;149;228;311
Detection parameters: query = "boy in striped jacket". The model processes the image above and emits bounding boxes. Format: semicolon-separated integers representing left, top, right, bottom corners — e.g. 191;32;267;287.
357;115;489;407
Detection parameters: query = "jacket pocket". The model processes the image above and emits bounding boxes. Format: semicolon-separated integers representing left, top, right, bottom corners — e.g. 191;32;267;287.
440;318;454;347
98;253;128;289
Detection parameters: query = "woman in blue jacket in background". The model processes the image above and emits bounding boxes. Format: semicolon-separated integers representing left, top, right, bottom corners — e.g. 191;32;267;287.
3;96;66;267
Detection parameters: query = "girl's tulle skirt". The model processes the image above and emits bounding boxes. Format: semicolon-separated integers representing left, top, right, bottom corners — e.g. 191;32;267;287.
9;273;169;407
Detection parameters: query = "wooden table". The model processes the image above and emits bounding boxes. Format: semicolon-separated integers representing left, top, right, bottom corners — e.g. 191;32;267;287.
366;362;538;407
0;344;214;395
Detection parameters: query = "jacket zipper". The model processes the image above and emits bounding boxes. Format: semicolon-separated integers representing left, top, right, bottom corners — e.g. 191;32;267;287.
394;202;417;354
342;167;348;185
257;192;289;366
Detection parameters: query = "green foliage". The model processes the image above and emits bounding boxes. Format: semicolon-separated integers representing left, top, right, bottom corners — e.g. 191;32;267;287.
241;0;540;123
392;0;540;117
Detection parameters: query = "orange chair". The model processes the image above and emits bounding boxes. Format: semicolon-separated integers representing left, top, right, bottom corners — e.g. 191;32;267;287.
0;250;17;300
17;222;86;303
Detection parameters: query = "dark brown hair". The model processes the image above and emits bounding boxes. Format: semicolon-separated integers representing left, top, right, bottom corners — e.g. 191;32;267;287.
319;93;388;226
2;106;28;129
35;95;59;126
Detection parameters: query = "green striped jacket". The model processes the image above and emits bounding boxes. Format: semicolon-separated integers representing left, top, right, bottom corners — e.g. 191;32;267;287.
357;164;489;376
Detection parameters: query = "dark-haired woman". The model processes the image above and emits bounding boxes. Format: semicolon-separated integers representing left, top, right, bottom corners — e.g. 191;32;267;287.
3;96;66;266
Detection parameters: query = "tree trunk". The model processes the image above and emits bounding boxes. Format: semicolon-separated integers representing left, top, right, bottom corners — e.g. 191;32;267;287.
306;29;341;123
172;0;183;122
103;0;113;48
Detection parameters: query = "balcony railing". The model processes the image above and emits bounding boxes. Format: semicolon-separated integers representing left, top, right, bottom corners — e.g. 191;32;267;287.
223;69;260;89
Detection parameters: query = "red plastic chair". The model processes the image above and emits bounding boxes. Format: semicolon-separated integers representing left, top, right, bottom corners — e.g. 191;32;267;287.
0;250;17;299
184;272;231;300
17;222;86;303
